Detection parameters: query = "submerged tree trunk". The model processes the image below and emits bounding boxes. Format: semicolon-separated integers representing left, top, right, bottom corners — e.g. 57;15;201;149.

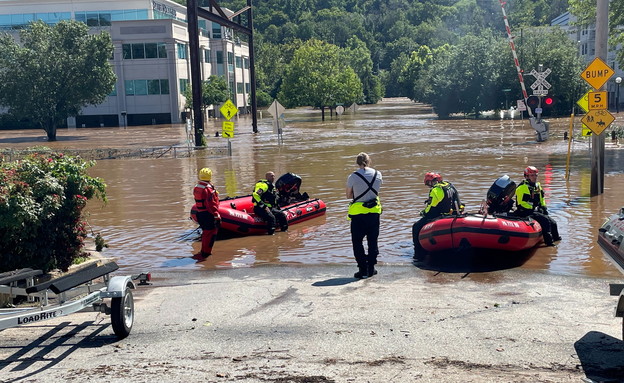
45;119;57;141
321;106;325;121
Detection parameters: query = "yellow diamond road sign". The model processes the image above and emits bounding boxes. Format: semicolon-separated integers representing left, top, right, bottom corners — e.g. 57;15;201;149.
576;91;589;113
580;57;614;90
220;99;238;121
581;109;615;135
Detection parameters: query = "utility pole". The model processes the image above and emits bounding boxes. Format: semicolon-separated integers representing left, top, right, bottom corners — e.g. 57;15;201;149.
591;0;608;196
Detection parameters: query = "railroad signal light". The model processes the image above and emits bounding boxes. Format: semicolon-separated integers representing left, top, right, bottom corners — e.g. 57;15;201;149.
526;95;540;113
543;96;554;106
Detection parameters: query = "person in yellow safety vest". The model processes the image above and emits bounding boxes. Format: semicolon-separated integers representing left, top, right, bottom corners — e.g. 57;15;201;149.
253;171;288;235
346;152;383;279
412;172;464;260
513;166;561;246
192;167;220;261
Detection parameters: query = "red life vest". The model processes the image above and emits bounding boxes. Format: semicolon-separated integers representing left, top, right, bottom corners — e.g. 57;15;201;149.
193;181;219;214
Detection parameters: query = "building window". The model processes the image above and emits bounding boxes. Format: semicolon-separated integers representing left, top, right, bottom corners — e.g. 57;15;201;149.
236;82;243;94
203;48;211;63
235;55;242;68
216;51;223;64
123;42;167;59
177;43;187;59
179;79;189;93
132;43;145;59
245;83;250;93
227;52;234;72
212;22;221;38
125;79;169;95
243;57;249;69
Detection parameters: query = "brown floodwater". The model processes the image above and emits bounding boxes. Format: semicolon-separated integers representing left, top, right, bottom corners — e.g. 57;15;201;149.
2;98;623;278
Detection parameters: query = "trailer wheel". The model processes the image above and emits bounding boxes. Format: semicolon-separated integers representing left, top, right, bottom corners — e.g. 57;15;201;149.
111;288;134;339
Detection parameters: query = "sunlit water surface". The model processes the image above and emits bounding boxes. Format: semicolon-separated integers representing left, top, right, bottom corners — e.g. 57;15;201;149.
72;99;624;277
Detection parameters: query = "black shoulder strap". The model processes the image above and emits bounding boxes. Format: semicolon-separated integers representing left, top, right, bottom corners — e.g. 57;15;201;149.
352;170;378;202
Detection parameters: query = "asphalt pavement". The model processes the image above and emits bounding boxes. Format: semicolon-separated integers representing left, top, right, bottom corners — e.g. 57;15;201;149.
1;264;624;383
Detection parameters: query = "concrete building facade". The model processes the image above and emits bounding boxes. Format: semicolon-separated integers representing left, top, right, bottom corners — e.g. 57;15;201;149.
0;0;250;127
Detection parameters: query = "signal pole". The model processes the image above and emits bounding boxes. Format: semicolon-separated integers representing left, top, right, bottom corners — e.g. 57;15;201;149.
591;0;608;196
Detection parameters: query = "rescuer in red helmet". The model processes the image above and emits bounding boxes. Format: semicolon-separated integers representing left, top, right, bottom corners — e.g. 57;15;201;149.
412;172;464;260
514;166;561;246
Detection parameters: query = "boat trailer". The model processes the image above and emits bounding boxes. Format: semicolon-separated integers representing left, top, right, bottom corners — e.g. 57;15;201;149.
597;207;624;341
0;260;150;339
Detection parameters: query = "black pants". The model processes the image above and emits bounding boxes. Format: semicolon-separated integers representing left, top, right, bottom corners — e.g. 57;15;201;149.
254;206;288;232
350;213;380;269
412;218;432;258
515;211;560;245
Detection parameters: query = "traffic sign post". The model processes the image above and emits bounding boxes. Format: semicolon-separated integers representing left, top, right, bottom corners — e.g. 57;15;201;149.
219;99;237;156
528;66;551;125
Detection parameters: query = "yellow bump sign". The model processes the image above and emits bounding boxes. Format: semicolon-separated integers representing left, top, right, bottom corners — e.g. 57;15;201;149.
580;57;614;90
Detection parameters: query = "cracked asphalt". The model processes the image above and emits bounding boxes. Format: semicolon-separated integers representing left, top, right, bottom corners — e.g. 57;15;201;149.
2;264;624;383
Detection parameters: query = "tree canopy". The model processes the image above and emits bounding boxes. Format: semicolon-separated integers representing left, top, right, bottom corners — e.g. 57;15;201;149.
278;39;363;119
184;75;229;109
0;20;116;140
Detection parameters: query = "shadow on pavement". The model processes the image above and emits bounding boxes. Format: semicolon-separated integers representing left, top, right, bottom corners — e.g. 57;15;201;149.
574;331;624;382
0;320;118;383
413;247;537;275
312;277;359;286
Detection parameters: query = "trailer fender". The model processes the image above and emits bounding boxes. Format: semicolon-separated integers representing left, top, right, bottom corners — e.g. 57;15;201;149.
101;276;135;299
616;293;624;318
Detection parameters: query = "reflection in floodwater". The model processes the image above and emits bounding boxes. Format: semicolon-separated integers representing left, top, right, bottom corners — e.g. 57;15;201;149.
9;98;620;277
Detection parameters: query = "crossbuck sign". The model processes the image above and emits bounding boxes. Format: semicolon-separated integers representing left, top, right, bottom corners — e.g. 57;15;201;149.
529;68;551;96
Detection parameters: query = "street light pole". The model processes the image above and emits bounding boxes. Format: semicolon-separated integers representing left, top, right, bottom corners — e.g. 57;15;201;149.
616;76;622;114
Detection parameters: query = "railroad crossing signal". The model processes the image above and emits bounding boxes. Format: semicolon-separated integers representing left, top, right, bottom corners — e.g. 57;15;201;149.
580;57;614;90
529;68;551;96
220;99;238;121
581;109;615;135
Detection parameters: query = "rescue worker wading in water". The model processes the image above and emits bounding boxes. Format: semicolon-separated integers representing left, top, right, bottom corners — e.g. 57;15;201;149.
412;172;463;260
193;167;221;261
513;166;561;246
253;171;288;235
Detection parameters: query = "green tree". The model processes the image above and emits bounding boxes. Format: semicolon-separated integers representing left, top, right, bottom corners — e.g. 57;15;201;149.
421;33;501;118
184;75;229;110
342;36;383;104
0;20;116;141
569;0;624;71
278;39;363;119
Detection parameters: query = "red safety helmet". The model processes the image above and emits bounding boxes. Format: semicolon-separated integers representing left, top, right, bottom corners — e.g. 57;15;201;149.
524;166;538;178
424;172;442;186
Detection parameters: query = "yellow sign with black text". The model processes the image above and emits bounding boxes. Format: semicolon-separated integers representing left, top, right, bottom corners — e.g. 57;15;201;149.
588;91;607;110
580;57;614;90
581;109;615;135
222;121;234;138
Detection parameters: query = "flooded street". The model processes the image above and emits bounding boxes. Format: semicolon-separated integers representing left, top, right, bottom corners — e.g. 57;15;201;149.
3;98;623;277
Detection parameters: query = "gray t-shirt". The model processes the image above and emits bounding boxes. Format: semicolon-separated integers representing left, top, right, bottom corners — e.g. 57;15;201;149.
347;167;383;202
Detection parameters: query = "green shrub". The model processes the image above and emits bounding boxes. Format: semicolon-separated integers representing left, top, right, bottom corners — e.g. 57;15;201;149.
0;152;106;273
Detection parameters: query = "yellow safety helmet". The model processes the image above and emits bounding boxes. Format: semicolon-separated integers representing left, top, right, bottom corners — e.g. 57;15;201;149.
199;167;212;181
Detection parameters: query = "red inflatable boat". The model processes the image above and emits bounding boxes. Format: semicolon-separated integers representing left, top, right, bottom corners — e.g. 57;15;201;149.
418;214;543;252
191;195;326;236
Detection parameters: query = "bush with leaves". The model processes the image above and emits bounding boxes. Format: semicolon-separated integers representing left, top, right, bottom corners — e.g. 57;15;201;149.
0;152;106;273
